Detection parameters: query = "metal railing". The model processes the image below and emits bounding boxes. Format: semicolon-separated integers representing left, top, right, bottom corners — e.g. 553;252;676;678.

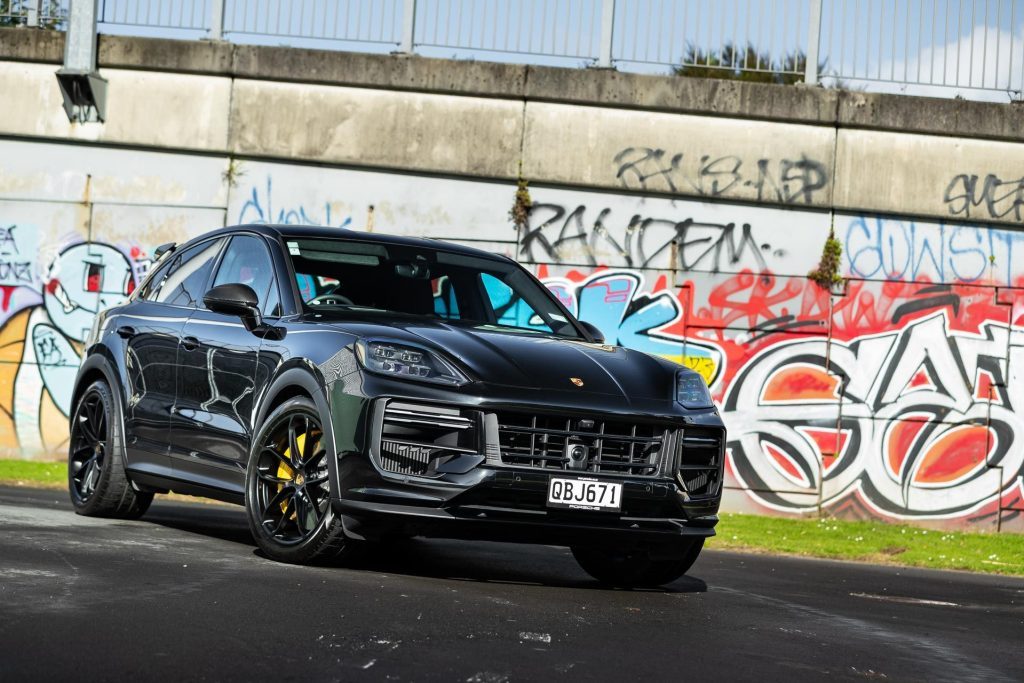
0;0;69;27
819;0;1024;96
10;1;1024;99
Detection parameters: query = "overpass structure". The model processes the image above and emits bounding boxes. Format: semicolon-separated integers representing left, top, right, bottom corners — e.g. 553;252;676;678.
1;27;1022;530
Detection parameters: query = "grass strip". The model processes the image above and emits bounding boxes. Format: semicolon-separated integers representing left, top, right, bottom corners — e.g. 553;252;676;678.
0;459;68;488
710;512;1024;576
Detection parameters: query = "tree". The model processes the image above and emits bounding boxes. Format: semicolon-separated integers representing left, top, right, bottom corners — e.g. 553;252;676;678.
674;42;827;86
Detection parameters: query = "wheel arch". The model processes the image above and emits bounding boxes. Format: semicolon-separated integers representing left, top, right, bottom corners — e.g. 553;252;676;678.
253;365;341;499
71;350;127;433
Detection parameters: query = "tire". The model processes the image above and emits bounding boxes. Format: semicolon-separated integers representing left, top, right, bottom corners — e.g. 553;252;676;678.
244;396;359;564
68;380;153;519
571;538;705;588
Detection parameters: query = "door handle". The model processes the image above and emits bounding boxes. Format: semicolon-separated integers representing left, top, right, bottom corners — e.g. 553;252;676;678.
116;325;136;339
181;336;200;351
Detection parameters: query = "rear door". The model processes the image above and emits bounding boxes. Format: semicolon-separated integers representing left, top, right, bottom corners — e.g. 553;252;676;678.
121;237;226;477
171;233;281;494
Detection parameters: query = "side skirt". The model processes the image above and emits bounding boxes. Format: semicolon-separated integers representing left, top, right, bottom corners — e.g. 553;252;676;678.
129;470;245;506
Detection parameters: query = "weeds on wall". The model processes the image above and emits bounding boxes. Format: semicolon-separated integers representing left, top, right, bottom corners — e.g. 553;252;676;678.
808;227;844;289
509;164;532;231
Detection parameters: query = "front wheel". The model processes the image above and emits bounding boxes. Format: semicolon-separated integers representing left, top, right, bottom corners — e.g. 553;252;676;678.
571;538;705;588
244;396;359;564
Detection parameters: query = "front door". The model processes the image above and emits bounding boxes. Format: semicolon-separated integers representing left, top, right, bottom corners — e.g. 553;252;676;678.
170;234;280;495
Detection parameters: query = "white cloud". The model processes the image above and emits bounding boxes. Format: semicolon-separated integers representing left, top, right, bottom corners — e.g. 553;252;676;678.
824;22;1024;103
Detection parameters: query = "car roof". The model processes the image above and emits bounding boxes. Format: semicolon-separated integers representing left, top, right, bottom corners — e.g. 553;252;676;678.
190;224;513;263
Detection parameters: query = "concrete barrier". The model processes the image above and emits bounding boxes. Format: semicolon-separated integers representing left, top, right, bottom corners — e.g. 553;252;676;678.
1;29;1022;531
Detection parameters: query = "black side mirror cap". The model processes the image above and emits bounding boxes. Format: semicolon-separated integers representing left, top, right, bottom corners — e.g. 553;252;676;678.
578;320;605;344
204;283;263;332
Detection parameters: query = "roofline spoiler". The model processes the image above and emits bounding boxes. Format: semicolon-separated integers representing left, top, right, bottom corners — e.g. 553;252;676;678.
153;242;176;261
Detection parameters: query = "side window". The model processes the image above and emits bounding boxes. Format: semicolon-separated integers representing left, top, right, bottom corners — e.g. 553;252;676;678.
154;238;225;308
138;255;174;301
211;235;280;317
479;273;552;333
432;275;460;319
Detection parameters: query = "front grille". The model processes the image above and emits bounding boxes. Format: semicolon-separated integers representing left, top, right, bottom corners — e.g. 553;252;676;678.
497;411;663;477
378;401;479;477
678;428;723;497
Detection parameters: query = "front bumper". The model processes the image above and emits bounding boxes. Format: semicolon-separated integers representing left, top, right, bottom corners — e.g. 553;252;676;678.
325;373;725;549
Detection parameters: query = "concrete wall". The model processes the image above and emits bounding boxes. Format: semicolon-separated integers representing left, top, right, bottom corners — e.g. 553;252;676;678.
1;29;1022;531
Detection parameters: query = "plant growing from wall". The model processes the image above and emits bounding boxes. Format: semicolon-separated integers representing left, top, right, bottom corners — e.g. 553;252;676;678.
222;158;245;188
509;163;532;231
808;227;844;290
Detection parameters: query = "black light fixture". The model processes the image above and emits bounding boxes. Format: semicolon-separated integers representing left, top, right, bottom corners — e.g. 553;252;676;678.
55;70;107;123
55;0;106;123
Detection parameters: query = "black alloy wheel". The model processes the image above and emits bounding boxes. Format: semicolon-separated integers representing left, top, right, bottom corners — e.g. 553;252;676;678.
68;380;153;518
70;390;107;502
254;411;330;545
245;396;357;564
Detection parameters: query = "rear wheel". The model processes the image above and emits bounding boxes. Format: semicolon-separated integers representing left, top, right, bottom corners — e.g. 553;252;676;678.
68;380;153;519
244;396;359;564
571;538;704;588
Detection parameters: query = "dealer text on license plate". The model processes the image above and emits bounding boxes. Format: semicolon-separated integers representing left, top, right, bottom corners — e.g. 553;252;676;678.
547;477;622;511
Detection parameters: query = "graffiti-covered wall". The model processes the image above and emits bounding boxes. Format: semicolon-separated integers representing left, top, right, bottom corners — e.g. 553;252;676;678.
1;141;1021;531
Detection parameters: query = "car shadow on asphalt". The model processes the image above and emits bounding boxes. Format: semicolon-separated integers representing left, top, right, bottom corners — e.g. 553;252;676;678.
143;500;707;594
343;538;709;594
145;501;258;547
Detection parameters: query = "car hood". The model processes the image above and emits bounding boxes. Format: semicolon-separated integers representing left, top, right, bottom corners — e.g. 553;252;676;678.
317;316;677;400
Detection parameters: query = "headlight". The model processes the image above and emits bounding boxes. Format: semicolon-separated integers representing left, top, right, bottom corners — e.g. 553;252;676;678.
677;371;713;409
355;340;469;386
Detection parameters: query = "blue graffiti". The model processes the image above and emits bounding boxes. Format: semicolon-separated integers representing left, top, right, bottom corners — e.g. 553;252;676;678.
844;215;1024;285
547;271;722;383
238;176;352;228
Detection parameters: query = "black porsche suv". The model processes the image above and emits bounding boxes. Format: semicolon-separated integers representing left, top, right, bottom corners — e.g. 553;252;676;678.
69;225;725;587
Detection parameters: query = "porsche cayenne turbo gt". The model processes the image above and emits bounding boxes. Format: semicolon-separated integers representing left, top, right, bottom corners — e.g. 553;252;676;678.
68;225;725;587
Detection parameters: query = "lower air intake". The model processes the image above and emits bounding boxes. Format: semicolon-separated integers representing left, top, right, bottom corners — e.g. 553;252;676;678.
678;428;723;497
376;401;479;477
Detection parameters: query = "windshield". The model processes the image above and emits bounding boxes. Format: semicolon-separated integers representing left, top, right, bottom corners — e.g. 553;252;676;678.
285;238;585;339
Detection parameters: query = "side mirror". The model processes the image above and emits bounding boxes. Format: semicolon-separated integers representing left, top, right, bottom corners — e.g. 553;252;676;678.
578;320;605;344
204;283;262;331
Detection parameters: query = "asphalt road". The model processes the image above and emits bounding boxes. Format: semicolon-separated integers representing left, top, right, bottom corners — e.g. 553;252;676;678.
1;486;1022;683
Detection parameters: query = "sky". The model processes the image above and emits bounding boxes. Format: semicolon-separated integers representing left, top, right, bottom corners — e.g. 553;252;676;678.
35;0;1024;102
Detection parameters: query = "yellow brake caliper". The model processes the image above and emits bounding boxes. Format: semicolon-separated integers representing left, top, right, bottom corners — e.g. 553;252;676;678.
277;433;303;516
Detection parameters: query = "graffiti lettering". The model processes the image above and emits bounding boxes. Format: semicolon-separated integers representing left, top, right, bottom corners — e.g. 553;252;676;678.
238;176;353;228
944;173;1024;222
614;147;828;205
542;269;723;383
845;215;1024;286
521;203;780;272
724;313;1024;520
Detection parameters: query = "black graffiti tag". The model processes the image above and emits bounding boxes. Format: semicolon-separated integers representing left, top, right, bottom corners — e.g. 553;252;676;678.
519;203;776;271
613;147;828;205
944;173;1024;222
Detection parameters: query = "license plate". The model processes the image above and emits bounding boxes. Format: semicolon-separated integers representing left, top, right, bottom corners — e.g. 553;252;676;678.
547;477;622;511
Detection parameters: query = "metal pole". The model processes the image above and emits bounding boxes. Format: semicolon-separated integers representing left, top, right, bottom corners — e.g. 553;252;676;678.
209;0;226;40
399;0;417;53
26;0;42;27
805;0;823;84
596;0;615;68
